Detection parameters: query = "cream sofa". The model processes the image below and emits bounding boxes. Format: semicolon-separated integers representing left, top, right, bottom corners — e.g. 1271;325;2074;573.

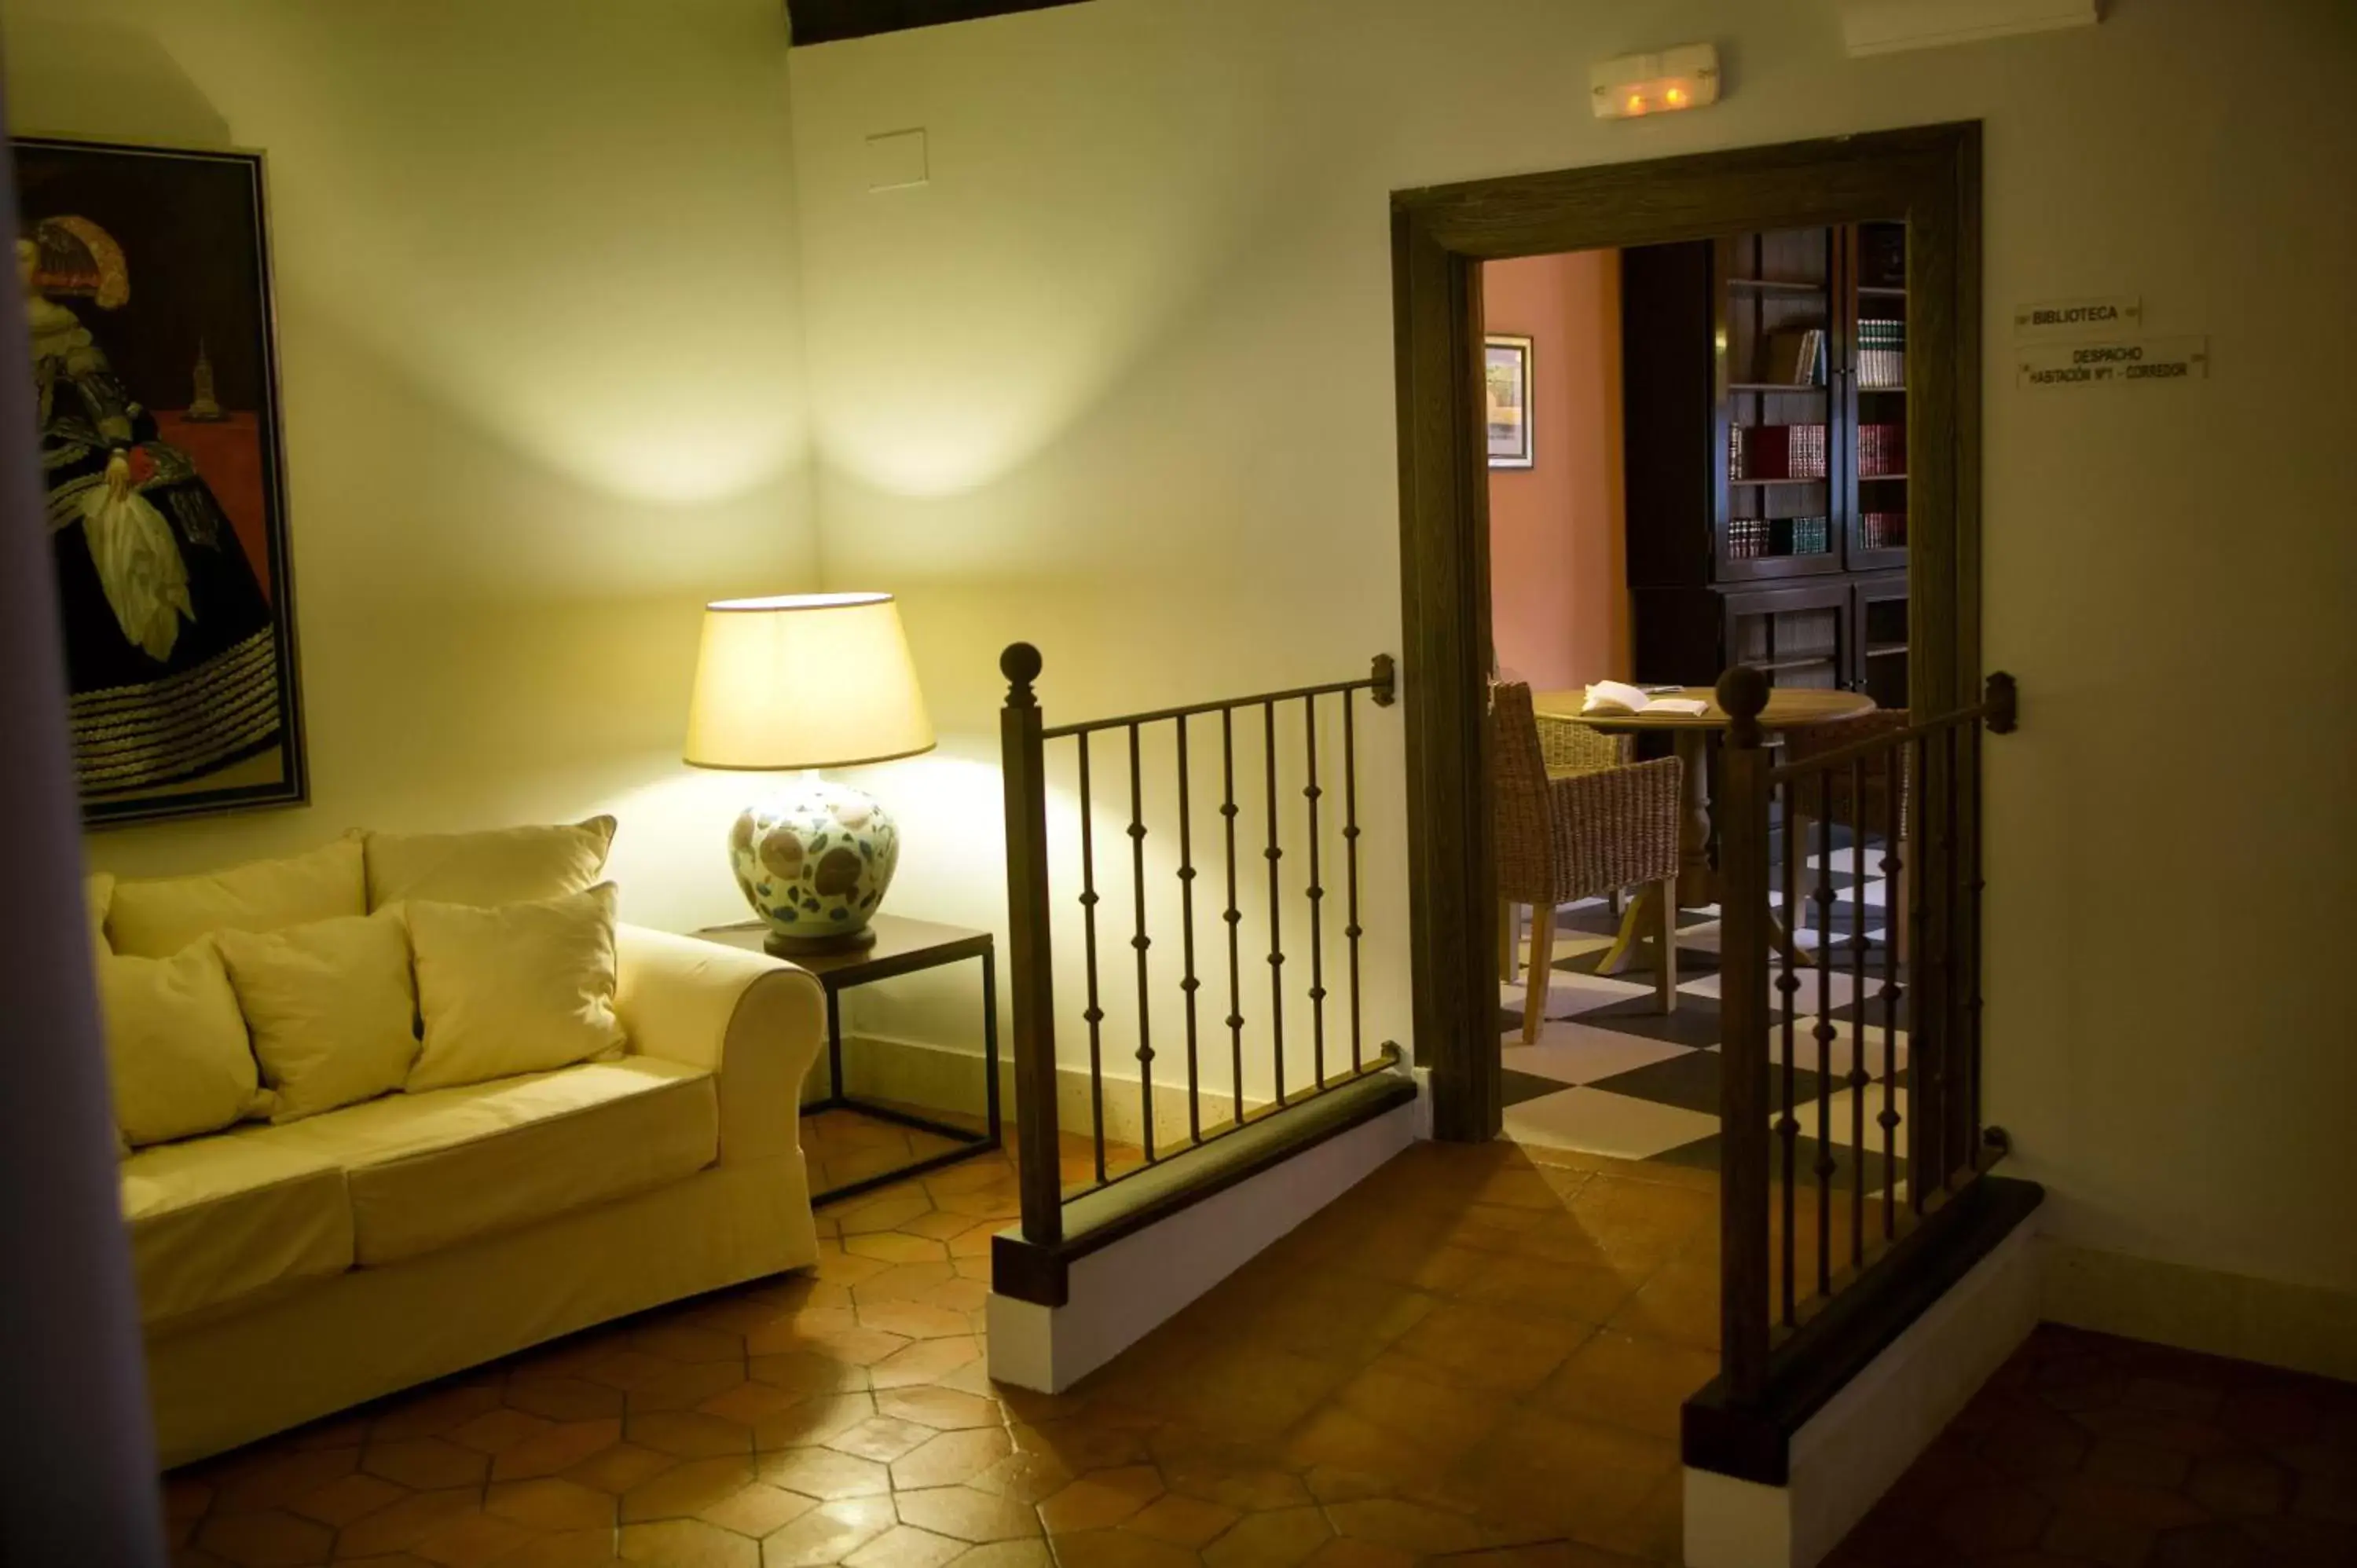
122;924;825;1467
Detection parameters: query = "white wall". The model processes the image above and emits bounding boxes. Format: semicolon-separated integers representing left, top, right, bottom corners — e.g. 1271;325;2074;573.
6;0;817;933
786;0;2357;1306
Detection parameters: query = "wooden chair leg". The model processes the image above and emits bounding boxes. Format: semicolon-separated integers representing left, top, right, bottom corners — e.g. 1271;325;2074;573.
1499;900;1520;984
1521;910;1555;1044
1655;876;1678;1013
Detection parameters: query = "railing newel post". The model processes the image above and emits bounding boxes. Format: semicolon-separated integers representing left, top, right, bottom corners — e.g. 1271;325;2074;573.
999;643;1063;1248
1714;665;1775;1401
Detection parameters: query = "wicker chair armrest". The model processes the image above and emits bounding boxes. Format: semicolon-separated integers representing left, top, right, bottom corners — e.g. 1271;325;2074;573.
1542;755;1684;901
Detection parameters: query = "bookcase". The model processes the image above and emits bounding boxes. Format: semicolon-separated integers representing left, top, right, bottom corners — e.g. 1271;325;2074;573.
1622;221;1911;697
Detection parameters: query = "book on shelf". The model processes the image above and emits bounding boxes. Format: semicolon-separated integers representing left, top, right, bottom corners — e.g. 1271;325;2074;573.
1582;680;1708;718
1759;327;1827;387
1784;515;1830;555
1857;317;1907;390
1734;423;1827;481
1858;422;1905;477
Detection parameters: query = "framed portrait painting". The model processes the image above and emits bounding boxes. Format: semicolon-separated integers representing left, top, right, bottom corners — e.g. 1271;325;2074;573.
1484;333;1534;469
12;136;307;826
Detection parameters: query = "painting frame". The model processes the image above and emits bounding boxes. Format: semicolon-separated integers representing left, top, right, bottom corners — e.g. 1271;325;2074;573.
1484;332;1534;469
13;133;309;828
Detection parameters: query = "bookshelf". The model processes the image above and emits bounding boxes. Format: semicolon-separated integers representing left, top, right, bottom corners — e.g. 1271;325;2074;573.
1622;220;1911;697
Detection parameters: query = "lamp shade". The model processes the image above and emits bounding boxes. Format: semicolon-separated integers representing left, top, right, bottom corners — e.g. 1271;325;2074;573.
684;592;934;771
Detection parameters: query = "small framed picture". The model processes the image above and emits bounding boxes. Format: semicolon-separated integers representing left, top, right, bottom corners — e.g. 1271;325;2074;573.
1485;334;1534;468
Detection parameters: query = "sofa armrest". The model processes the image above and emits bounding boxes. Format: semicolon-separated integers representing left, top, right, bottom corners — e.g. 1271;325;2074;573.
614;924;824;1165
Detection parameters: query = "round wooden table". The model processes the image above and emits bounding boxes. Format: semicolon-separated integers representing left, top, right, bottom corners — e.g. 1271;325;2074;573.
1531;686;1876;973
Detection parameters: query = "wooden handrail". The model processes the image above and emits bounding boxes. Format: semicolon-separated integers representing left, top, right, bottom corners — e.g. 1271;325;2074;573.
1039;654;1396;739
1765;671;2018;783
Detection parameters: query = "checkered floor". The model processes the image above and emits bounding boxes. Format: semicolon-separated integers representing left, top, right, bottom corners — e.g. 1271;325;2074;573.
1499;825;1913;1194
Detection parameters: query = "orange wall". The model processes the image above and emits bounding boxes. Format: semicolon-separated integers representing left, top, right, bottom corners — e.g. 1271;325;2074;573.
1484;251;1629;691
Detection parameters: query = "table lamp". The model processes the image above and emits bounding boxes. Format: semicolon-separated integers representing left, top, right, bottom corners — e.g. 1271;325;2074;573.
684;592;934;955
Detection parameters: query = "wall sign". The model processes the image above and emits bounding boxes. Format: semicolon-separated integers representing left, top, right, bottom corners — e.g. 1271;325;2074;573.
2013;295;2142;339
2017;335;2209;390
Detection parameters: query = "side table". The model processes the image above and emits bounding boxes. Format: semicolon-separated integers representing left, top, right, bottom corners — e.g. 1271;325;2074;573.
695;914;999;1205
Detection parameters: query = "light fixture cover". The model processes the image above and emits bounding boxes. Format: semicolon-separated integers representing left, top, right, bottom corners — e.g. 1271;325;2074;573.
684;592;936;771
1590;42;1721;119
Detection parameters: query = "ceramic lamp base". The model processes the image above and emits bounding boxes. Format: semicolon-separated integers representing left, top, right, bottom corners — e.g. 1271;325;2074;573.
727;778;902;953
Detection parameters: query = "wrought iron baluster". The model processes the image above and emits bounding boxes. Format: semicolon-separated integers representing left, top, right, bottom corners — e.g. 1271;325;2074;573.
1127;723;1154;1163
1221;709;1244;1128
1849;754;1869;1269
1778;775;1800;1328
1880;742;1903;1238
1076;732;1107;1186
1175;715;1201;1145
1303;693;1327;1090
1264;701;1285;1108
1941;720;1961;1195
1967;716;1985;1167
1343;689;1365;1074
1909;732;1930;1218
1814;787;1836;1299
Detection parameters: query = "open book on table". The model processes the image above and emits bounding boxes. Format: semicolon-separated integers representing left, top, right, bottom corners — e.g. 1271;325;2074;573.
1581;680;1710;718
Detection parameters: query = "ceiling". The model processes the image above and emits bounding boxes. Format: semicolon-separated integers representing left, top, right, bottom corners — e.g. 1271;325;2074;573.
787;0;1094;48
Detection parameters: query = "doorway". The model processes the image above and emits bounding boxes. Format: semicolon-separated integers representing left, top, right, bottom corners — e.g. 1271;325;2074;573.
1391;125;1982;1143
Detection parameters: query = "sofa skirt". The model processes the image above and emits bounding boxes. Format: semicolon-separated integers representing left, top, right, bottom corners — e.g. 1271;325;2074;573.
144;1152;818;1467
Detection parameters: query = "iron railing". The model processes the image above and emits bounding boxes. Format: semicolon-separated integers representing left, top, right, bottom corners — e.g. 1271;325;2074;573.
998;643;1399;1252
1713;664;2018;1399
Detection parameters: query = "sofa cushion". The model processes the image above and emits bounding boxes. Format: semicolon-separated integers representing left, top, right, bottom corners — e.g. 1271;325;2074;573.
215;908;420;1123
256;1058;717;1266
120;1137;353;1328
364;815;617;910
108;838;366;958
406;883;626;1093
101;943;273;1148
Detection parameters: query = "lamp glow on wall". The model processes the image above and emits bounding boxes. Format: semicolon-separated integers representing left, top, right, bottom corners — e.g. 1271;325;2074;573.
684;592;934;954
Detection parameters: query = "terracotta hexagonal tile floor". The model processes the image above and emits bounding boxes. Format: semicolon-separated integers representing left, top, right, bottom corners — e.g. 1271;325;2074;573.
160;1112;2357;1566
1826;1322;2357;1568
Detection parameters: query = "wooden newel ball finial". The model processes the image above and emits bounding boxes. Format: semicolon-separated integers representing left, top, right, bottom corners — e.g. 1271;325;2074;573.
1000;642;1043;708
1716;664;1769;749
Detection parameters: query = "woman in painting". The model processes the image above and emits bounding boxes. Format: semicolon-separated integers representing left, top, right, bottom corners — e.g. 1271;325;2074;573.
21;216;281;797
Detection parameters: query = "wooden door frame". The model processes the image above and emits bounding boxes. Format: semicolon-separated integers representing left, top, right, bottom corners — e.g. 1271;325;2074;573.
1392;123;1982;1142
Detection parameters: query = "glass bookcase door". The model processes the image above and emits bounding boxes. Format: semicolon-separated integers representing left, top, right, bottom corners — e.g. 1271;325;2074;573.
1717;227;1840;581
1847;219;1909;574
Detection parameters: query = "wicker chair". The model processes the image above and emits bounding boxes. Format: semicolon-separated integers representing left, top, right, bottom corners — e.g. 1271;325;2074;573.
1491;683;1682;1042
1782;709;1912;962
1534;715;1637;925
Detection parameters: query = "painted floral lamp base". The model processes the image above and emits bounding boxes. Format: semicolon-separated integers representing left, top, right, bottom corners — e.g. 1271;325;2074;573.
728;779;900;955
